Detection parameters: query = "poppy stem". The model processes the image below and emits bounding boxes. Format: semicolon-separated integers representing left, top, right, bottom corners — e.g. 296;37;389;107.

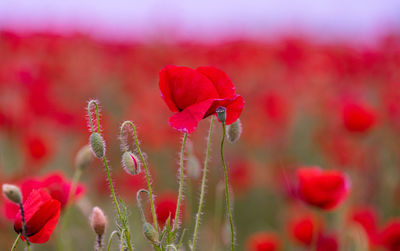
87;100;133;251
191;116;214;251
220;123;235;251
120;121;159;232
106;231;119;251
18;203;31;248
11;233;21;251
174;132;188;231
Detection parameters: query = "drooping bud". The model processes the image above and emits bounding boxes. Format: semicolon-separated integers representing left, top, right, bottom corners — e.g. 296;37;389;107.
90;206;107;237
90;132;105;158
122;151;141;175
75;145;94;170
2;184;22;204
143;222;159;244
216;106;227;123
226;119;242;143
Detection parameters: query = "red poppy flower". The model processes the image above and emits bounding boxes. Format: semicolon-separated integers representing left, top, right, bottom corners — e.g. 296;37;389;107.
289;214;321;246
379;219;400;251
246;232;281;251
154;192;184;228
349;206;378;247
159;66;244;133
297;167;350;210
316;233;338;251
14;189;61;243
4;172;84;220
342;102;377;132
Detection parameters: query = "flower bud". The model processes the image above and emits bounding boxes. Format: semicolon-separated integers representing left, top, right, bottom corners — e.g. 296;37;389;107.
216;106;227;123
226;119;242;143
143;222;159;244
75;145;94;170
90;206;107;237
90;133;105;158
2;184;22;204
122;151;141;175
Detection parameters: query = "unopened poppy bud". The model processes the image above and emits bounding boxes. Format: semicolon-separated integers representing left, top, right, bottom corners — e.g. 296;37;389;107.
90;133;105;158
216;106;227;123
2;184;22;204
75;145;94;170
143;222;159;244
226;119;242;143
122;151;141;175
90;206;107;237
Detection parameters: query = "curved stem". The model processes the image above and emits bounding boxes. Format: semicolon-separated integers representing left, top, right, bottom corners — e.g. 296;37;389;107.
120;121;158;232
174;133;188;231
220;123;235;251
11;233;21;251
18;203;30;248
191;117;214;251
106;231;119;251
136;189;149;222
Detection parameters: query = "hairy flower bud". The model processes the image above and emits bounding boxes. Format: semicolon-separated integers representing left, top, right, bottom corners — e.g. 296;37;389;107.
90;133;105;158
75;145;94;170
122;151;141;175
216;106;227;123
2;184;22;204
143;222;159;244
226;119;242;143
90;206;107;237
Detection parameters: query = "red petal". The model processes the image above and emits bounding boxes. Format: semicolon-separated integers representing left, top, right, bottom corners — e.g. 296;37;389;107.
159;66;219;111
169;99;215;133
196;66;236;98
26;200;61;243
205;95;244;125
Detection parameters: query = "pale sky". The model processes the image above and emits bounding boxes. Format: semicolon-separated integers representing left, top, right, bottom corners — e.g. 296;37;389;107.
0;0;399;42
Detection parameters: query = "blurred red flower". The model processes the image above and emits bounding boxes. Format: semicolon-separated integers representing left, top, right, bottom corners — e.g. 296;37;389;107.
349;206;379;247
342;102;377;132
316;233;338;251
297;166;350;210
154;192;184;228
289;213;321;246
379;219;400;251
246;231;281;251
4;172;84;220
158;66;244;133
14;189;61;243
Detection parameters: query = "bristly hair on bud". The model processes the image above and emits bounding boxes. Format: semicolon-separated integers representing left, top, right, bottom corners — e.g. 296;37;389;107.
75;144;94;170
226;119;242;144
143;222;159;245
2;184;22;204
90;206;107;237
122;151;141;175
90;132;105;158
216;106;227;123
86;99;103;134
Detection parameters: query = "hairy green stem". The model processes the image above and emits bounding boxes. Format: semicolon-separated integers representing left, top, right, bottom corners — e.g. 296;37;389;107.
220;123;235;251
120;121;158;232
11;233;21;251
88;101;132;251
191;117;214;250
107;231;119;251
174;133;188;231
18;203;31;249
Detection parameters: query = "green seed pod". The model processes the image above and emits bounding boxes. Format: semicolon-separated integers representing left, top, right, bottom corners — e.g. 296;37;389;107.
226;119;242;143
2;184;22;204
216;106;227;123
122;151;141;175
90;132;105;158
143;222;159;244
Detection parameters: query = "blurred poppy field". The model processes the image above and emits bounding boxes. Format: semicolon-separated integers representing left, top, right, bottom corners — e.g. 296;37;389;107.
1;30;400;250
